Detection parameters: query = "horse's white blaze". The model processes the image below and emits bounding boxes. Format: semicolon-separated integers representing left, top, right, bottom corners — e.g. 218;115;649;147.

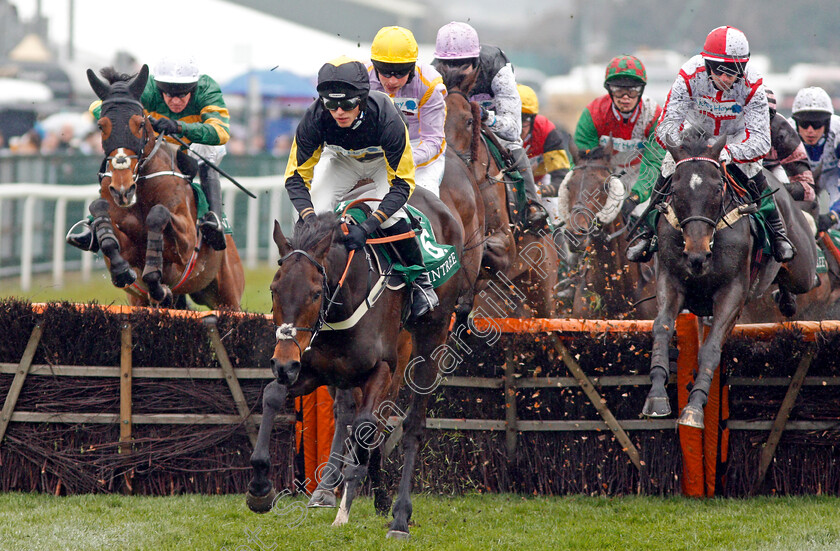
332;490;350;526
688;173;703;191
276;323;297;341
111;148;131;170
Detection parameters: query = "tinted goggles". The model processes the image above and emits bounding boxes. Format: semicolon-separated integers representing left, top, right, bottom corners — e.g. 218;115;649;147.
607;84;644;98
161;90;191;99
321;96;363;111
708;61;744;78
378;68;412;79
796;119;828;130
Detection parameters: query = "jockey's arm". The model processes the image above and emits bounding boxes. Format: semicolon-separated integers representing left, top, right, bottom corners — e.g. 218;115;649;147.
631;122;667;203
175;79;230;146
413;75;446;168
573;108;600;152
487;64;522;143
374;118;415;226
655;72;692;151
724;85;771;164
284;110;325;220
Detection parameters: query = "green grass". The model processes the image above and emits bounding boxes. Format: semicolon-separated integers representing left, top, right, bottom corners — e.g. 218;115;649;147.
0;493;838;550
0;265;279;314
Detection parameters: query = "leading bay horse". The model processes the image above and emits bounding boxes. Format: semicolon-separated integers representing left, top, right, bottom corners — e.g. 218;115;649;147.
86;65;244;309
440;67;559;317
642;131;817;428
247;188;464;539
561;141;657;319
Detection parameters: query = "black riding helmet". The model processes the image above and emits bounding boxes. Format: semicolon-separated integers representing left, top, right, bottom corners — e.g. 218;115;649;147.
316;56;370;99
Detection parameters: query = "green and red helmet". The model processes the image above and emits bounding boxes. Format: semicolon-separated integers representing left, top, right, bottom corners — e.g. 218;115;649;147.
604;55;647;87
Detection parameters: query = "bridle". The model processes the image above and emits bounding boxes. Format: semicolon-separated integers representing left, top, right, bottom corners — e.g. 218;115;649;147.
667;156;725;229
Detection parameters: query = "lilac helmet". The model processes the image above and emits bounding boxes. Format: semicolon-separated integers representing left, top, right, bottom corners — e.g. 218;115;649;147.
434;22;480;60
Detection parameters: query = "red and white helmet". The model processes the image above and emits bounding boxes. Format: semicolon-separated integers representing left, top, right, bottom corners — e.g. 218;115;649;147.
434;21;480;60
701;26;750;63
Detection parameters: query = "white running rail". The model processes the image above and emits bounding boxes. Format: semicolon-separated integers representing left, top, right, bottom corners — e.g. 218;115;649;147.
0;176;290;291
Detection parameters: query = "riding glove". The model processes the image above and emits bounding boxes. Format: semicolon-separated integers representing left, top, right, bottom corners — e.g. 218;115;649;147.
818;212;838;233
344;224;368;250
152;117;181;136
718;147;732;165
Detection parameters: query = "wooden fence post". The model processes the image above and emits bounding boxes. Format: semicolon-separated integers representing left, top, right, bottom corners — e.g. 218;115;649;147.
0;320;43;445
751;346;814;494
504;346;518;457
119;319;132;455
204;316;259;447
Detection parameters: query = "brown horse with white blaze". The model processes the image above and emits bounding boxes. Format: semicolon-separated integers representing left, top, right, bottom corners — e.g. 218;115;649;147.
86;65;244;309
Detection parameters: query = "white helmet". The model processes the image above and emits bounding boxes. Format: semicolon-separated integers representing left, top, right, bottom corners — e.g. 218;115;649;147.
153;55;199;84
792;86;834;117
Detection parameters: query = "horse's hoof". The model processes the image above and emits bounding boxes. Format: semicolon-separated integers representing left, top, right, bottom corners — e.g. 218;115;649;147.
386;530;410;540
307;488;336;508
779;293;797;318
246;487;277;514
642;396;671;418
678;404;705;429
112;267;137;288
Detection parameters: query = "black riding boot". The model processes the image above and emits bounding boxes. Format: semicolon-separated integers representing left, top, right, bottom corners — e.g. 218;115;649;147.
752;171;795;262
385;219;439;319
199;163;226;250
66;157;110;252
510;146;548;227
626;173;668;263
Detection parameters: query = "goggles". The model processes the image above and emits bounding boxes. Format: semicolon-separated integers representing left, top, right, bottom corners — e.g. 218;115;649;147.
796;119;828;130
321;96;363;111
607;84;644;98
160;90;191;99
707;61;744;79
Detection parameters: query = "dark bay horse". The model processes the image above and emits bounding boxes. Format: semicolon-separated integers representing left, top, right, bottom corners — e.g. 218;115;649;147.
247;189;464;539
562;142;656;319
86;65;244;309
643;131;817;428
440;68;559;317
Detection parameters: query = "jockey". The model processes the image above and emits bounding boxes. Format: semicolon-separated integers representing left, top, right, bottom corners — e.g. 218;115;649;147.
431;21;548;227
625;26;795;264
762;88;815;204
518;83;571;195
284;56;438;319
368;26;446;197
67;55;230;252
789;86;840;232
576;54;664;206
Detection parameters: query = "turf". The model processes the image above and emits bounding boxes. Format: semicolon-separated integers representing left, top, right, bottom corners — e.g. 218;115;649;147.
0;492;838;550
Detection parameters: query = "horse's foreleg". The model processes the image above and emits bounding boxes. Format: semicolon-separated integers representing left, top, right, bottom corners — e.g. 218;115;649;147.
679;281;746;429
333;361;391;527
90;199;136;288
246;380;287;513
307;387;355;509
643;274;684;418
142;205;172;305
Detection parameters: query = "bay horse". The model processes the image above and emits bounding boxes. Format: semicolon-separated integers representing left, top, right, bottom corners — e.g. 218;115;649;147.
561;142;657;319
86;65;244;309
642;131;817;428
246;188;464;539
440;68;559;317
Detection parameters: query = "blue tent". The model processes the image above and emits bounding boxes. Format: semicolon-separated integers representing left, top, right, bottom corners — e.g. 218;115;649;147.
222;69;316;100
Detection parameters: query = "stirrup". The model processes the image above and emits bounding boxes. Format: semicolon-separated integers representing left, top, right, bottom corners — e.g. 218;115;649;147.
409;275;439;319
200;211;227;251
66;220;99;252
626;232;653;263
525;201;549;226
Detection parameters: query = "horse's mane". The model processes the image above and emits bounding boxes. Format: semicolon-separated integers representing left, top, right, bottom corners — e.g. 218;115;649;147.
678;127;711;157
99;67;136;85
470;102;482;161
578;145;611;162
438;65;471;92
290;212;342;251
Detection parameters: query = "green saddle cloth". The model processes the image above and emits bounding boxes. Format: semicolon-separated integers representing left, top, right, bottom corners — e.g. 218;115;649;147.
189;180;233;235
336;202;460;289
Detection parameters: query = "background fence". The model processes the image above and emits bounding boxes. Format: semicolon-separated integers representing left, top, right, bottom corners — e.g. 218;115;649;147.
0;153;293;290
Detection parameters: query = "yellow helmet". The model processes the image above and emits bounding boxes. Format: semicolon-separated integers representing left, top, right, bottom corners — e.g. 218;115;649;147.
518;84;539;115
371;26;419;64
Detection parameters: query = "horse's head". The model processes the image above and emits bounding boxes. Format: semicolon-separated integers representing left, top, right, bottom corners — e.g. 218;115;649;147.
563;140;624;252
88;64;152;208
443;90;481;164
269;215;343;385
437;61;479;96
665;131;728;275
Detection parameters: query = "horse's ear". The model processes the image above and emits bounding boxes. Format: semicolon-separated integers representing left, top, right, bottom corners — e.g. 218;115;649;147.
568;139;580;165
129;65;150;99
312;229;333;260
708;135;728;161
87;68;109;100
273;220;292;256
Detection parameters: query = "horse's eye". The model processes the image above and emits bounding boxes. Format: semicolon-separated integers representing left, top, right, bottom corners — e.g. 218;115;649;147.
312;291;322;301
